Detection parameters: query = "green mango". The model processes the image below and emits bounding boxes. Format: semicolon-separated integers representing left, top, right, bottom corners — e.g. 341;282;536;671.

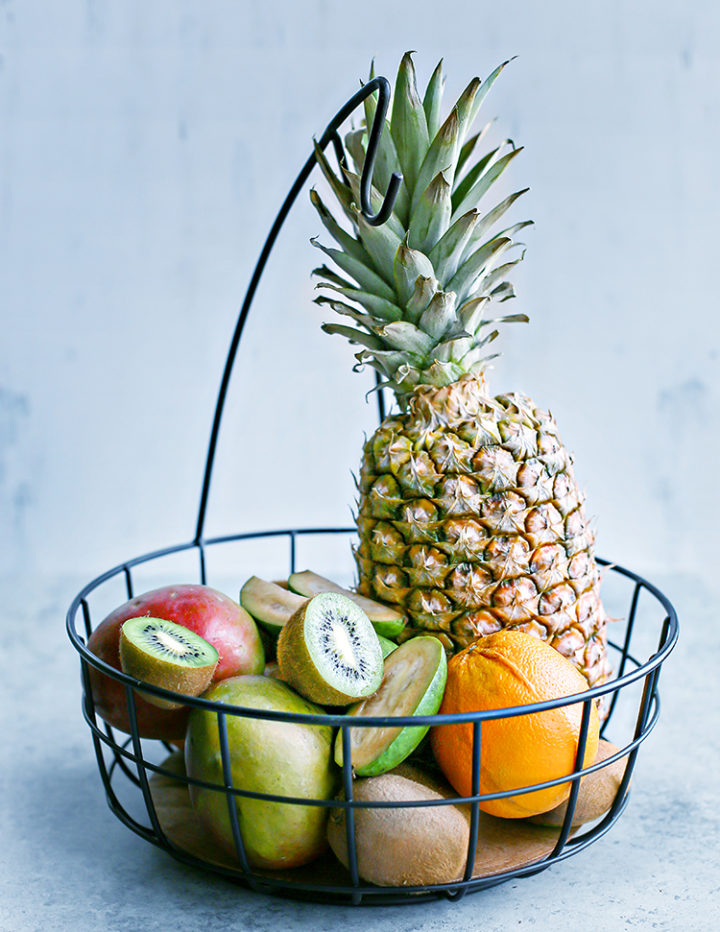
185;675;336;870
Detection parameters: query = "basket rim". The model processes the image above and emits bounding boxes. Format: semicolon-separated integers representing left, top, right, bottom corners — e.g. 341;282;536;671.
66;526;679;727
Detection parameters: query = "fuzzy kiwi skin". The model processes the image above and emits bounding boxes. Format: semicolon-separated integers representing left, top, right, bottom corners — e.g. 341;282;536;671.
276;598;382;706
119;618;219;710
528;739;628;827
327;763;470;886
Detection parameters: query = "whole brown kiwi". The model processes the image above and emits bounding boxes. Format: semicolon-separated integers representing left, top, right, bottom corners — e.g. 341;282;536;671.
529;739;628;827
327;763;471;886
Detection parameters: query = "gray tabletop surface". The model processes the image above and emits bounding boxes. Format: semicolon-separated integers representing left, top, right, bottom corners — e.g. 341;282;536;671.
1;571;716;932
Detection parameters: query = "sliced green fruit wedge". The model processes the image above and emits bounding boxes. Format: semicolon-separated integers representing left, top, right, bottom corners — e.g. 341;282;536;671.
377;635;398;659
288;570;406;638
119;616;219;709
277;592;384;706
240;576;307;636
335;636;447;776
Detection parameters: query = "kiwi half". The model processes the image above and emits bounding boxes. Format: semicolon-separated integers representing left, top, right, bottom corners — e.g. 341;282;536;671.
119;616;219;709
276;593;383;706
287;570;406;639
240;576;307;637
335;636;447;776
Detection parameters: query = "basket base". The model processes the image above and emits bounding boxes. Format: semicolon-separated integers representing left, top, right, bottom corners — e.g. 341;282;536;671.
148;754;584;890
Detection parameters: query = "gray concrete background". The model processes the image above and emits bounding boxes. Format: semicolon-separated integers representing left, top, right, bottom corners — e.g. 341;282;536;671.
1;1;718;929
1;0;718;582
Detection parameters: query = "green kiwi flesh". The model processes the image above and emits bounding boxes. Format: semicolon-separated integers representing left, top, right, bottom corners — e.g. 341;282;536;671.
276;593;383;705
335;636;447;776
119;616;219;709
287;570;406;638
240;576;307;636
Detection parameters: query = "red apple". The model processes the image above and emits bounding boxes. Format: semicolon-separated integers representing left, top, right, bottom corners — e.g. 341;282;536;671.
87;584;265;740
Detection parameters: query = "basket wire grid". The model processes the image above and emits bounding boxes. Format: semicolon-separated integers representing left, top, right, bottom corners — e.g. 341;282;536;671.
67;76;679;905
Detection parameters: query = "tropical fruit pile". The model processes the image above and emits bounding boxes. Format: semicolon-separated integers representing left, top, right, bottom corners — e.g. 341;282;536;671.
85;53;621;886
87;571;619;885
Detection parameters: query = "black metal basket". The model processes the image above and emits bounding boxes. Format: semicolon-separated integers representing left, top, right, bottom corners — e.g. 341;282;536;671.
66;76;679;906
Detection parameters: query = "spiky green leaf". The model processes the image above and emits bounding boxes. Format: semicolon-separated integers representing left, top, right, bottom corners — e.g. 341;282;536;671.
423;59;445;139
454;77;482;149
421;359;466;387
457;296;490;333
418;290;457;340
459;329;500;367
377;320;435;355
312;264;356;290
405;275;440;324
455;121;493;178
390;52;429;199
344;129;366;174
315;297;376;329
309;189;369;264
475;253;525;296
465;59;513;133
408;171;452;254
310;237;396;300
411;108;459;215
312;139;354;223
428;209;480;283
452;142;511;211
458;188;530;260
355;212;404;285
321;323;385;350
452;147;524;222
318;284;403;322
393;240;435;306
447;235;512;304
430;335;472;362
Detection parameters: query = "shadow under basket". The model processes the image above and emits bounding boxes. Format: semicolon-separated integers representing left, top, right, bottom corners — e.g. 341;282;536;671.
66;77;678;905
66;530;678;906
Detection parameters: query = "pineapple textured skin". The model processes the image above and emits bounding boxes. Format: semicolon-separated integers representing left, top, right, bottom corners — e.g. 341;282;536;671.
356;375;611;689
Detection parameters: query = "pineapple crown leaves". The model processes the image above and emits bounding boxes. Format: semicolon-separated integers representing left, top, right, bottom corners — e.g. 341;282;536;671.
311;53;531;409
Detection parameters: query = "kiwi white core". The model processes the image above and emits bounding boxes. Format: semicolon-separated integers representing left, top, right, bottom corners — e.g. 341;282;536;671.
155;628;194;656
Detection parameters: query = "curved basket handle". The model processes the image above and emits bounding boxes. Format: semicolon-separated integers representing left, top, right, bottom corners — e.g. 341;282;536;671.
194;77;401;544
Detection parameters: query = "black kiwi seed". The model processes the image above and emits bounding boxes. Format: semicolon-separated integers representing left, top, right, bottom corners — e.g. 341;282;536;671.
318;606;370;679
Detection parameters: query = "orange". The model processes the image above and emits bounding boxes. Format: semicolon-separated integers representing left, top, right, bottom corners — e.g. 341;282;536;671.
431;630;599;819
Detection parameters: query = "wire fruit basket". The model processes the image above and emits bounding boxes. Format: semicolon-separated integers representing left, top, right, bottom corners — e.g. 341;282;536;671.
66;76;679;906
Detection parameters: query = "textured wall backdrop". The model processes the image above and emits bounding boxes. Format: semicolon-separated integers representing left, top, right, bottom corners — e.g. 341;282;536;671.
0;0;717;582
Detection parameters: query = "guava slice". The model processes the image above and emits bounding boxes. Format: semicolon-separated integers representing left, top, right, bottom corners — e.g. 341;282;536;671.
240;576;307;636
335;636;447;776
288;570;406;638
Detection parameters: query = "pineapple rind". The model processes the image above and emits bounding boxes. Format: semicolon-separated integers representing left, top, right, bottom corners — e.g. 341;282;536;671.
356;376;611;689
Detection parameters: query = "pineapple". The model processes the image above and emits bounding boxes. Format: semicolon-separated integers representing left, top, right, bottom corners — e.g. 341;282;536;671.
311;54;611;690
